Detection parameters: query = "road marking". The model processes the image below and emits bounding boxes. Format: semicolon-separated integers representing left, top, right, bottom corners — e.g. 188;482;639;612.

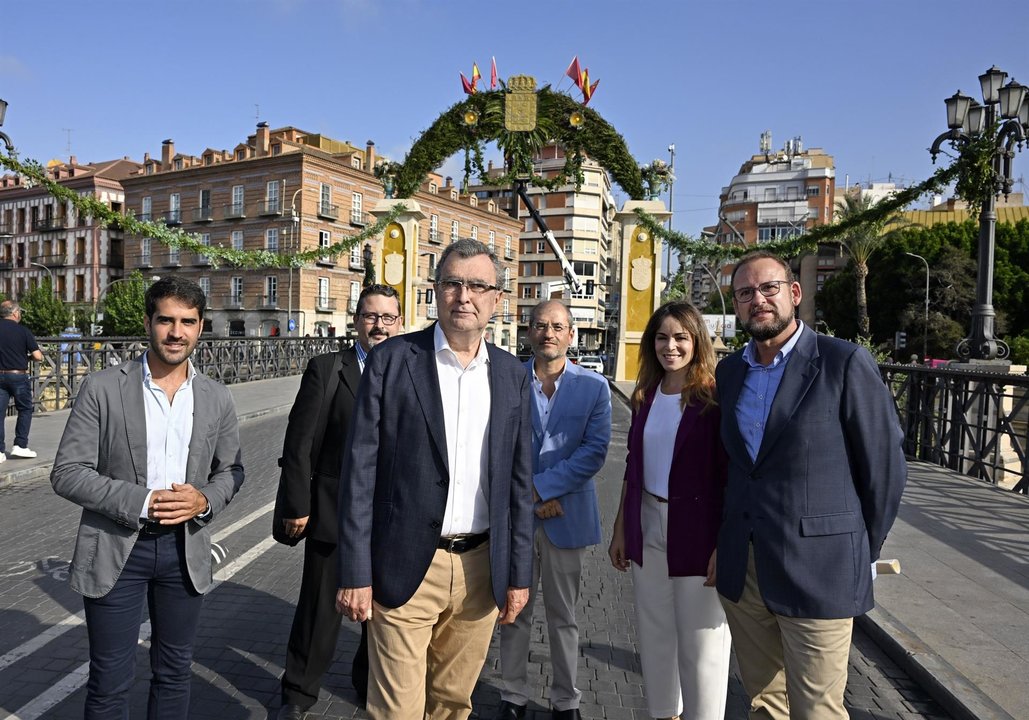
6;535;279;720
0;502;273;676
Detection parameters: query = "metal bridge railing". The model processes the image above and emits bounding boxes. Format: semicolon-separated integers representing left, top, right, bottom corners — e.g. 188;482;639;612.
880;363;1029;494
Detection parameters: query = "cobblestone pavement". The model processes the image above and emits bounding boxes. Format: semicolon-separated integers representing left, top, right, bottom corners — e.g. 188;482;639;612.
0;401;951;719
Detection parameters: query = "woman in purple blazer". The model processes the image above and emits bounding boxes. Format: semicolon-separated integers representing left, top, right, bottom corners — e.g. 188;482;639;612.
608;301;731;720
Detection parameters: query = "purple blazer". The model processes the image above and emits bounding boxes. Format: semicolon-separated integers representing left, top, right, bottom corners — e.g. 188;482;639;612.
623;387;728;577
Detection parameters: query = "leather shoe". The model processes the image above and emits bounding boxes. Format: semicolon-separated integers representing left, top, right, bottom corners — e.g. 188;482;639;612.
552;709;583;720
276;705;308;720
495;700;527;719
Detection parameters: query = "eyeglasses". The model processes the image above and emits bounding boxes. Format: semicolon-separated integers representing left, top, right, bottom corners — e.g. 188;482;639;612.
732;280;791;303
531;322;569;333
435;277;502;295
358;312;399;325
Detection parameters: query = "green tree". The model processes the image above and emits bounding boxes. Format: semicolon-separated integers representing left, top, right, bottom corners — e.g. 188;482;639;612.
831;194;906;338
20;280;70;336
100;271;148;336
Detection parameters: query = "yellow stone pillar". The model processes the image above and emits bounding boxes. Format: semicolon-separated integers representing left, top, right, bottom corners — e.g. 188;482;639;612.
614;200;669;383
370;199;425;328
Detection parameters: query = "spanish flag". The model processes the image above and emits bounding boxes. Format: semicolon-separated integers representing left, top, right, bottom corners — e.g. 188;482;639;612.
471;63;482;90
581;69;599;105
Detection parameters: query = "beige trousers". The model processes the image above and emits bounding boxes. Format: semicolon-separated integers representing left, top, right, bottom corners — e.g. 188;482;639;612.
719;546;853;720
366;543;497;720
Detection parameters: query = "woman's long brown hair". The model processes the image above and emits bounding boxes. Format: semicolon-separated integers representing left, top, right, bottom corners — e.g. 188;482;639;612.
631;300;718;412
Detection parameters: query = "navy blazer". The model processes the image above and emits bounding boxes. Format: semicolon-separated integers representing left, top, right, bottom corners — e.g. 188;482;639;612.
338;326;535;609
715;326;907;619
526;359;611;549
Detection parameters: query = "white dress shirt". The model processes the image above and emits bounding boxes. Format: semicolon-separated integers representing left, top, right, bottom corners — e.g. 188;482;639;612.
138;351;196;519
531;359;567;433
434;323;491;536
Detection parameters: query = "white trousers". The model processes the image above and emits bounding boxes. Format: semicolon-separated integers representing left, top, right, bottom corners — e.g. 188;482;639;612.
499;526;586;711
632;493;732;719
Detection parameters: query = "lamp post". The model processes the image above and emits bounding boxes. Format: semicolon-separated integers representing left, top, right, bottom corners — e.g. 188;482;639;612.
929;65;1028;362
30;262;56;297
92;275;160;335
666;143;676;280
287;188;302;336
0;98;16;159
905;252;930;362
362;242;375;287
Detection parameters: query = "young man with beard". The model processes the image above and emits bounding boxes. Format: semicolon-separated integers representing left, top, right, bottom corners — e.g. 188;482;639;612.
51;277;245;718
275;284;403;719
714;251;906;720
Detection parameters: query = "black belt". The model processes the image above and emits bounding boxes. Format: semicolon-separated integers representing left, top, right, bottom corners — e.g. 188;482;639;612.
0;369;27;374
645;490;669;504
437;532;489;554
139;520;177;536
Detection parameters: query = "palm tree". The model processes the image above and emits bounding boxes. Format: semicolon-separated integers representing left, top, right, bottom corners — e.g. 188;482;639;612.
832;194;906;338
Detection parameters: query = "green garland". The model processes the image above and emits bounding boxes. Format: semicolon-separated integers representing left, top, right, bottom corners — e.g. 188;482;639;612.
390;87;645;200
635;162;962;263
0;154;404;268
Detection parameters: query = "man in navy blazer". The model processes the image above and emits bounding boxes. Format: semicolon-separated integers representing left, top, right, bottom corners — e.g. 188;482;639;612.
336;239;534;720
496;300;611;720
715;251;906;720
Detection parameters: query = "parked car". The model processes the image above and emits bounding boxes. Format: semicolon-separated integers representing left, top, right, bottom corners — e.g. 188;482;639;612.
577;355;604;373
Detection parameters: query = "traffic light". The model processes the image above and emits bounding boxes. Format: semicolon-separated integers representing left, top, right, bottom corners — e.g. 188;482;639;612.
585;279;595;295
894;331;907;350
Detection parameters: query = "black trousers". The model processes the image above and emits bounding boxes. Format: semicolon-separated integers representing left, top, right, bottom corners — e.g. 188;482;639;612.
281;537;368;708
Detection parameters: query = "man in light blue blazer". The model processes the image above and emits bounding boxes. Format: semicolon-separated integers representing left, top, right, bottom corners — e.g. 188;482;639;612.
497;300;612;720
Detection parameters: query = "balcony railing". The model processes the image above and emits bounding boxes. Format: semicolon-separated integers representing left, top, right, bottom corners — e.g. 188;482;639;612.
349;255;364;270
318;203;339;220
428;230;441;244
192;252;212;266
315;296;336;312
259;200;283;216
316;254;337;267
74;252;86;264
222;294;245;309
192;206;214;223
162;253;182;267
0;261;14;271
138;212;152;222
224;203;246;220
350;210;367;226
32;217;67;232
33;254;67;267
347;299;358;313
0;223;13;236
257;294;279;309
164;210;182;226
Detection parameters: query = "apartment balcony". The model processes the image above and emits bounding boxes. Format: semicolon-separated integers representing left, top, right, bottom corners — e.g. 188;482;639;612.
318;203;339;220
350;210;368;227
0;261;13;271
163;210;183;226
137;255;153;269
428;230;441;244
315;296;336;312
34;254;68;267
257;294;279;309
348;255;364;271
74;252;86;264
138;212;152;222
259;200;283;217
192;206;214;223
0;223;12;237
162;253;182;268
32;217;67;232
192;252;213;267
222;294;245;310
347;299;358;313
224;203;246;220
316;254;337;267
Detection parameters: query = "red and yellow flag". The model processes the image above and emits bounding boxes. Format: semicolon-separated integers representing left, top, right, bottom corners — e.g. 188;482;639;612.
471;62;482;90
460;72;475;95
490;57;498;90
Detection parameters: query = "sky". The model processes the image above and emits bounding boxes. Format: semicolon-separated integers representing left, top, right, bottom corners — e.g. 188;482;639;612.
2;0;1028;239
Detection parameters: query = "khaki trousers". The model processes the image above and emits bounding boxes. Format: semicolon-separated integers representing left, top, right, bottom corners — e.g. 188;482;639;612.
719;546;853;720
366;543;496;720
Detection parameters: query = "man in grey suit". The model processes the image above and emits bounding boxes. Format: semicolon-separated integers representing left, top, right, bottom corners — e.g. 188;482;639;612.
52;277;244;719
715;251;906;720
336;238;534;720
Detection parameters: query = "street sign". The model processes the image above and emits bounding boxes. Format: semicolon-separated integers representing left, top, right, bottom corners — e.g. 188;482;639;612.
288;319;296;331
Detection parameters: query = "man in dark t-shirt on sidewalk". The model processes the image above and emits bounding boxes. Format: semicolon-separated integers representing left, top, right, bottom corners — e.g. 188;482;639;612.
0;301;44;462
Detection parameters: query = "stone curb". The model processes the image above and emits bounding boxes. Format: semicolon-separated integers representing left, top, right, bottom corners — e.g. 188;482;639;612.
857;608;1015;720
0;403;294;490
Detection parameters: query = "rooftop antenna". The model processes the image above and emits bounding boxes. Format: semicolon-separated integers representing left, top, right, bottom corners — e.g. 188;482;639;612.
62;128;73;156
255;104;260;124
759;130;771;155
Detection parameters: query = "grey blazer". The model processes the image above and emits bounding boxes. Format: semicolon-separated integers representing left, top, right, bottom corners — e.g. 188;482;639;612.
51;356;245;598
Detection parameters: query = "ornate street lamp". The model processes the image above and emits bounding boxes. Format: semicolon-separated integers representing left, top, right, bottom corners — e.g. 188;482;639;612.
930;66;1029;362
0;98;16;158
362;242;375;287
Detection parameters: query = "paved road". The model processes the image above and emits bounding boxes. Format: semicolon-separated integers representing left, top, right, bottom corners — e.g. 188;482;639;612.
0;400;951;719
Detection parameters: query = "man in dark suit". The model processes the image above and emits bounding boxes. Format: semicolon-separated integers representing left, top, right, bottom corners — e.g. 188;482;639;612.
336;238;534;720
51;277;244;718
275;284;404;720
715;250;907;720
